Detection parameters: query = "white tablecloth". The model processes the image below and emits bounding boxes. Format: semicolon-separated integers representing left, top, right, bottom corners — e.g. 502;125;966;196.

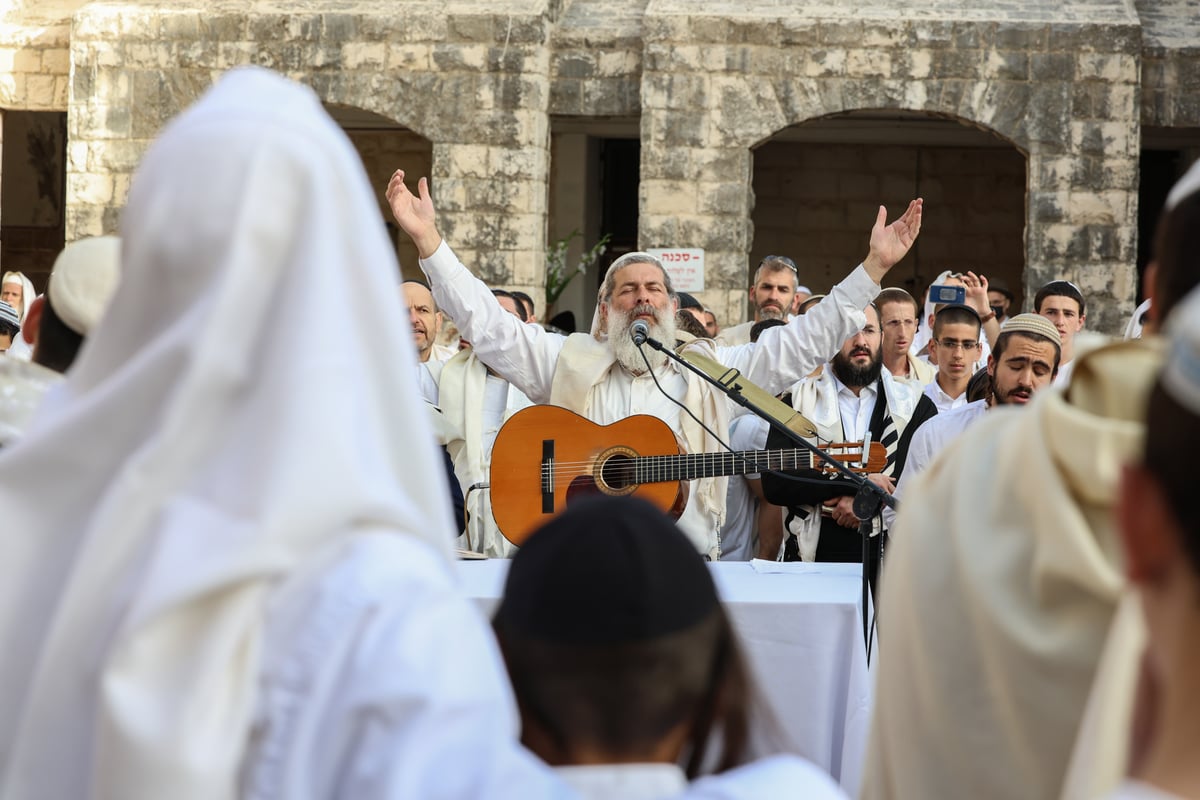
454;558;873;795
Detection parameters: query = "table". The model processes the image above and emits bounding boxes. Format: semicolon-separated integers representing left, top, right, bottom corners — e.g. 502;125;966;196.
455;558;873;795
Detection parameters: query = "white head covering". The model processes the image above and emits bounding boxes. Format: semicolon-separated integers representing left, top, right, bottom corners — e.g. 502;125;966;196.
47;236;122;335
588;251;672;339
1161;284;1200;416
0;67;455;800
1;271;35;323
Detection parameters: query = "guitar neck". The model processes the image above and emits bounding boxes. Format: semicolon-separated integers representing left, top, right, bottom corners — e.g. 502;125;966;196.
635;449;817;483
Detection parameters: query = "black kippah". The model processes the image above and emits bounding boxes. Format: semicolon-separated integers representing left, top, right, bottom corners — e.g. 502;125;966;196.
675;292;703;311
494;495;718;645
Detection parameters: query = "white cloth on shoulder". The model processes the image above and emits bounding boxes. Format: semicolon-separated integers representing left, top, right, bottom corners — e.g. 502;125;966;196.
0;67;561;800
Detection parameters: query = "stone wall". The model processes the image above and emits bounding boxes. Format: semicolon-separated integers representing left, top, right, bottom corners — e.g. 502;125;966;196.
3;0;1199;330
640;6;1143;331
751;140;1027;306
65;1;553;290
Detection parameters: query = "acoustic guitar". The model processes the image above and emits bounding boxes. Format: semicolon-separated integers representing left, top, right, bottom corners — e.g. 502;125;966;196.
489;405;885;546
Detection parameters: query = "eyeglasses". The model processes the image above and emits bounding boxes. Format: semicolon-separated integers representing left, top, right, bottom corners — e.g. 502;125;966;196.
935;338;980;352
759;255;797;274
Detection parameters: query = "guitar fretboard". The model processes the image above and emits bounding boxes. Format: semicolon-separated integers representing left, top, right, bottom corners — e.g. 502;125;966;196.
631;449;818;483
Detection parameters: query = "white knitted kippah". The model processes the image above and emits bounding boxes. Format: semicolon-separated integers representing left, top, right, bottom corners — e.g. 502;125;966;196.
47;236;121;335
1161;285;1200;416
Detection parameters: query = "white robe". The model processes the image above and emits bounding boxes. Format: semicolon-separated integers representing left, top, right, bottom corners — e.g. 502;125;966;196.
0;67;566;800
862;339;1165;800
438;347;533;557
242;533;571;799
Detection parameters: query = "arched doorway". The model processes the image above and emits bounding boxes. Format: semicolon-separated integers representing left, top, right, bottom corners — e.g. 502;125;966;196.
0;110;67;291
751;110;1027;309
324;104;433;281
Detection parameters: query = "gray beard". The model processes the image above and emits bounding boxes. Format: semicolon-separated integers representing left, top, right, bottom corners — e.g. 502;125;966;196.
609;306;675;375
758;305;787;322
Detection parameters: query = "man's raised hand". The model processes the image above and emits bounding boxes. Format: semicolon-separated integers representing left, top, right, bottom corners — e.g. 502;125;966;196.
386;170;442;259
863;198;923;283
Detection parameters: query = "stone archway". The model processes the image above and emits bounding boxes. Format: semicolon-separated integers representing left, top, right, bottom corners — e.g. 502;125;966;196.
750;110;1027;308
325;103;433;280
639;11;1142;331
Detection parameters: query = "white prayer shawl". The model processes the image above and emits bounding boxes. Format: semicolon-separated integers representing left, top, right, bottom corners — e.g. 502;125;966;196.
1;271;35;323
861;339;1165;800
438;347;531;557
550;334;729;559
716;319;754;346
780;368;919;560
0;68;461;800
895;352;935;389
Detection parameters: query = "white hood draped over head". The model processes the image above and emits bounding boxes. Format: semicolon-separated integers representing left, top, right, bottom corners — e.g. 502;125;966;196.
1;271;35;323
0;68;456;798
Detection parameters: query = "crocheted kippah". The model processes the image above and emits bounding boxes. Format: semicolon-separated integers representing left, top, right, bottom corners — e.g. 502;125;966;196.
1000;312;1061;347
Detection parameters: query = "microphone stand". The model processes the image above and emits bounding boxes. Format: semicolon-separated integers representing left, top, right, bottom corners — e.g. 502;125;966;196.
637;334;893;657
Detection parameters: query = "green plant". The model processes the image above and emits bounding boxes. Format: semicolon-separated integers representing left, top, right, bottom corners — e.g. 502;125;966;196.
545;230;611;309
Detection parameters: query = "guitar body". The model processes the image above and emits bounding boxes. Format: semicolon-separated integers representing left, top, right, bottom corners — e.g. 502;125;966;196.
490;405;685;546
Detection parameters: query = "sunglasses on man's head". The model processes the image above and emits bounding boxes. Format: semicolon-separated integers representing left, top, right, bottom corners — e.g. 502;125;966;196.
760;255;797;273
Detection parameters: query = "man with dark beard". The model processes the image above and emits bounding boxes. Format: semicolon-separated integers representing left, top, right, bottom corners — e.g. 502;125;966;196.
759;303;937;586
389;170;924;560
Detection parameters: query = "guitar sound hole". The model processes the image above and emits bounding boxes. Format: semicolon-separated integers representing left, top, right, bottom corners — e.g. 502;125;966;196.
600;454;636;491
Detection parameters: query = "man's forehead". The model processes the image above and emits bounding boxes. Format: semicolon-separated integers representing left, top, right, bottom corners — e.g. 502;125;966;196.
756;266;797;287
878;300;916;319
1004;335;1057;360
612;261;666;286
1039;295;1081;313
497;296;521;317
403;283;435;306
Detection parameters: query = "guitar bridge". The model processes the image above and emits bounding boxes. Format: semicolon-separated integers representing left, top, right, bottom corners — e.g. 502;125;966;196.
541;439;554;513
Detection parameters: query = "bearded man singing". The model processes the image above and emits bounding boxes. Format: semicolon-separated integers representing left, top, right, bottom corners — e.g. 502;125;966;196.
758;303;937;586
387;170;922;560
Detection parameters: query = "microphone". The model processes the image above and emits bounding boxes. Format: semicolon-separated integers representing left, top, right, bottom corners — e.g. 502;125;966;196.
631;320;649;346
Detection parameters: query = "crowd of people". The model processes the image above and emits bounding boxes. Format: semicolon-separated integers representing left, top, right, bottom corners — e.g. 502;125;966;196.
0;66;1198;799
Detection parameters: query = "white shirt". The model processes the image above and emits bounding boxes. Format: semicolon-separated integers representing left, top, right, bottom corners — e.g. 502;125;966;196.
554;756;847;800
886;399;988;530
1054;358;1076;387
480;372;533;458
922;378;968;413
719;414;770;561
828;369;879;443
1103;781;1187;800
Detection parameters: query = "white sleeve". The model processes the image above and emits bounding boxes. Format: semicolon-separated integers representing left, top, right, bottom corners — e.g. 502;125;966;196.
716;265;879;396
419;241;565;404
729;415;770;480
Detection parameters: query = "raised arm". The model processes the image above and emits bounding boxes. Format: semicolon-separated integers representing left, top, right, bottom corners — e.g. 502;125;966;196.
962;271;1003;347
387;171;563;403
723;199;924;394
864;199;923;283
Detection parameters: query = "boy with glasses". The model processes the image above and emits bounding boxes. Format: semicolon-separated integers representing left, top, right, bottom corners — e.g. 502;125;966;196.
924;305;983;413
